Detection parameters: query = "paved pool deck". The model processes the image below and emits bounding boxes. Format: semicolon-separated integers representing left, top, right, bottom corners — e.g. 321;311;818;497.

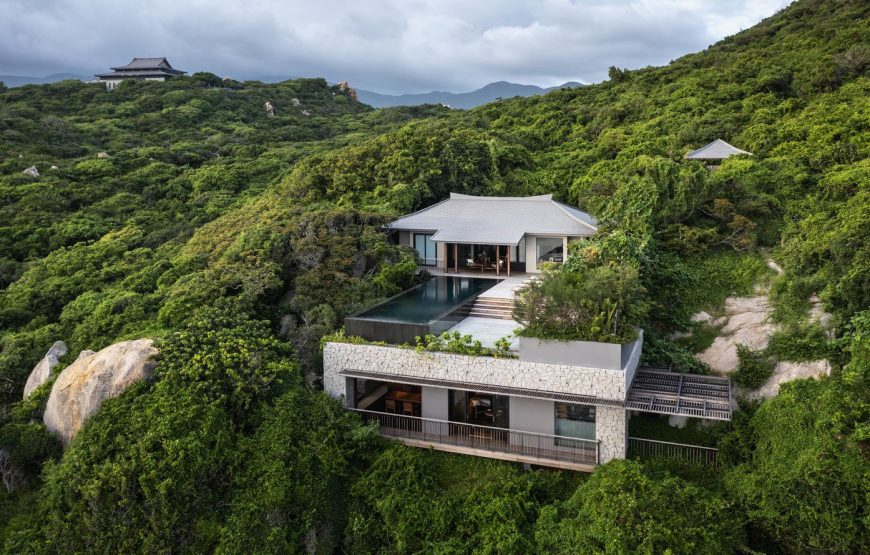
447;317;521;349
478;275;534;299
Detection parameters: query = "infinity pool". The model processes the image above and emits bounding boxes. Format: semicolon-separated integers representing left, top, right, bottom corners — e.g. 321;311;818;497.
345;276;498;343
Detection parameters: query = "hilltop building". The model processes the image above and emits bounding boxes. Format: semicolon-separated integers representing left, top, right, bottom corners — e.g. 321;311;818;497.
324;193;732;471
96;58;186;90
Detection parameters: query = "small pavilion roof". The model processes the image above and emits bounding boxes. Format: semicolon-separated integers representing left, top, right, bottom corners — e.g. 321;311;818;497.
685;139;752;160
386;193;597;246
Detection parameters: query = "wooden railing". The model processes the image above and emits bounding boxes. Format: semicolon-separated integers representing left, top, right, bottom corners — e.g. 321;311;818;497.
351;408;598;466
628;437;719;467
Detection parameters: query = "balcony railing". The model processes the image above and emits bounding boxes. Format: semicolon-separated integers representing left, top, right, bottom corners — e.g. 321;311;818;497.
350;408;599;466
628;436;719;467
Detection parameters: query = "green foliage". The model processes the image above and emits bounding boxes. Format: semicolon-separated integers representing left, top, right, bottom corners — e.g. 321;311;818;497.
516;235;647;343
415;331;515;358
536;460;743;554
765;323;831;362
25;309;301;552
346;446;557;554
724;368;868;552
217;388;376;553
0;0;866;551
734;344;774;389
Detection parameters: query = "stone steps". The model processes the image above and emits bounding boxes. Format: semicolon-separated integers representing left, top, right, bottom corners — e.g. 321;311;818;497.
468;298;515;320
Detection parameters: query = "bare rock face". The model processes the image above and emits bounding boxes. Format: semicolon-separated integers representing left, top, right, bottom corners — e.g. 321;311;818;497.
96;151;110;158
691;311;712;324
697;296;775;373
22;166;39;177
338;80;359;101
43;339;158;447
23;341;68;399
264;101;275;117
747;360;831;400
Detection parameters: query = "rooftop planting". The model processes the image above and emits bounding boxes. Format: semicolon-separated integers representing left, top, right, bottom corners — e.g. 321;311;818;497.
515;232;648;344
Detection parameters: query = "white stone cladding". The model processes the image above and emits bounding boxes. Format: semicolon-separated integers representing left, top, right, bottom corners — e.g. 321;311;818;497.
323;343;629;402
596;405;628;463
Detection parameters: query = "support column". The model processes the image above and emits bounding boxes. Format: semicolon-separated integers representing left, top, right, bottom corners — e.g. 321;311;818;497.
496;245;500;276
595;406;627;463
454;243;458;273
506;245;511;277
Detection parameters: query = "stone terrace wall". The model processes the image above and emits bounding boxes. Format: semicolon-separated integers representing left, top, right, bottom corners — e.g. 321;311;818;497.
323;342;629;402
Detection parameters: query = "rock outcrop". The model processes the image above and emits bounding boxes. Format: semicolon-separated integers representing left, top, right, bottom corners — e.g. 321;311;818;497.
697;296;776;373
23;341;68;399
264;101;275;117
747;359;831;400
96;151;110;158
691;257;832;401
22;166;39;177
43;339;158;446
338;81;358;101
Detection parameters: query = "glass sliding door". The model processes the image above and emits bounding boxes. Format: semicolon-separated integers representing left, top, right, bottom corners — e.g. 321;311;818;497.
414;233;436;266
448;390;509;429
536;237;564;266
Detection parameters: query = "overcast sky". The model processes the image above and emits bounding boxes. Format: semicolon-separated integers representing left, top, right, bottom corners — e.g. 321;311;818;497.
0;0;791;94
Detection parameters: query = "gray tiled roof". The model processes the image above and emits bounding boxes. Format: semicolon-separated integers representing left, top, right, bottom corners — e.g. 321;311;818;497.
685;139;752;160
100;58;185;77
113;57;172;70
387;193;598;245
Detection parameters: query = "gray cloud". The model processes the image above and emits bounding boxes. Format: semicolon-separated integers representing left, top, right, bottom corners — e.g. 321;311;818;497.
0;0;791;93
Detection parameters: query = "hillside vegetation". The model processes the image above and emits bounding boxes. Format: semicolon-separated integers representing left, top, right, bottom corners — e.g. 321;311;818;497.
0;0;867;552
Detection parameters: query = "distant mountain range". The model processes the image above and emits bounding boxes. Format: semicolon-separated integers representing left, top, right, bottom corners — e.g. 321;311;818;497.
0;72;582;110
356;81;584;109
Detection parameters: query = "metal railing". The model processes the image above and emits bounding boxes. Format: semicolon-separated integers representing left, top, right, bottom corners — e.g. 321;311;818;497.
628;437;719;467
351;408;598;466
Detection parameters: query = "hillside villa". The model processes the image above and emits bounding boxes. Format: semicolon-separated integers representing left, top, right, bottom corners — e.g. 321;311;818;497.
324;194;732;471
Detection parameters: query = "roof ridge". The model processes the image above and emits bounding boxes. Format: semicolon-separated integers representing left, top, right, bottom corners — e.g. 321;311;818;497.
449;193;553;201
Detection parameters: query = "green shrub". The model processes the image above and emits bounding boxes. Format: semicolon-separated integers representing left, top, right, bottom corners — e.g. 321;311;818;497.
536;460;743;553
515;235;647;344
734;344;774;389
765;324;830;362
415;331;515;358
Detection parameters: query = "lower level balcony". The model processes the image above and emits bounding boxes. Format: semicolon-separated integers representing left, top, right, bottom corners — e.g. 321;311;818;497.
350;408;599;471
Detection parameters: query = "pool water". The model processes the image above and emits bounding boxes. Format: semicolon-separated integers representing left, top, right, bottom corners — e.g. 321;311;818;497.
357;276;497;323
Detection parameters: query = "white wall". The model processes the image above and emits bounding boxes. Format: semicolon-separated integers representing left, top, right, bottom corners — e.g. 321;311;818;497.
422;386;449;420
525;236;537;273
510;397;554;434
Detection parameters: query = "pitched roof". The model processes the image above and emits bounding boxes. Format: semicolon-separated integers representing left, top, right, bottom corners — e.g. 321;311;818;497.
112;57;173;70
685;139;752;160
387;193;598;245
